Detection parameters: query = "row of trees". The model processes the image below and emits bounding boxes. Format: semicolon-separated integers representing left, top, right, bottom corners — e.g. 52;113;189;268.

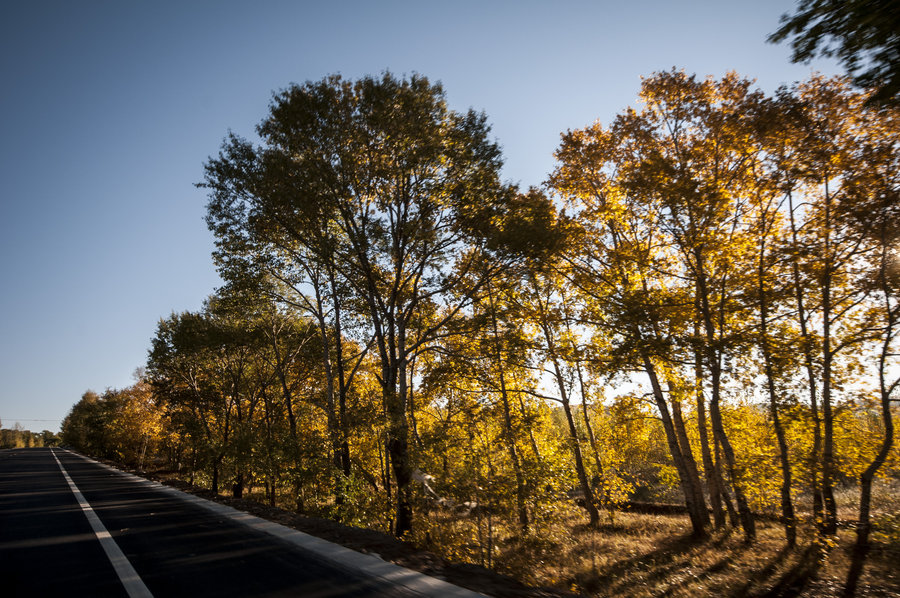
550;70;898;557
61;384;160;467
63;71;897;588
0;422;59;449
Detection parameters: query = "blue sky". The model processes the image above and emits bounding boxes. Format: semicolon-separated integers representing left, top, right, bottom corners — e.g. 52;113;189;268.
0;1;840;433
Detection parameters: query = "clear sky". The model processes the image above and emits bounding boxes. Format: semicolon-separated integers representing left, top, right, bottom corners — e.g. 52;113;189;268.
0;0;841;433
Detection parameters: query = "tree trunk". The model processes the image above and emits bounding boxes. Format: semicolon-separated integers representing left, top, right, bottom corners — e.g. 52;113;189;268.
695;355;726;528
212;453;223;495
560;377;600;527
380;432;393;520
487;286;529;532
695;260;756;541
643;353;710;538
532;277;600;528
328;268;353;479
821;178;838;536
788;189;825;530
312;283;346;508
233;472;244;499
845;234;898;597
576;362;605;478
707;364;756;541
714;432;741;527
385;325;414;537
765;361;797;547
517;389;543;462
270;325;298;441
669;385;709;531
758;237;797;547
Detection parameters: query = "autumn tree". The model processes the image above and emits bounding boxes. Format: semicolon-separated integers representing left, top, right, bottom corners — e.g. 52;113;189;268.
201;73;557;536
1;424;57;449
770;77;889;536
517;259;602;527
838;93;900;595
60;390;105;454
550;112;713;539
740;98;803;545
59;385;161;465
148;306;250;494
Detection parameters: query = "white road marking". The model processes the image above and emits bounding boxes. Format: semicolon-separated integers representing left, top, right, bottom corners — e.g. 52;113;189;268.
51;449;154;598
69;451;488;598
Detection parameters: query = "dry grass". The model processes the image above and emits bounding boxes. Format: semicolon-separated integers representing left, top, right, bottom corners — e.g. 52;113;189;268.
412;481;900;597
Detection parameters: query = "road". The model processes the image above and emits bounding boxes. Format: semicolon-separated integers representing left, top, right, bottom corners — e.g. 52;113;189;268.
0;448;484;597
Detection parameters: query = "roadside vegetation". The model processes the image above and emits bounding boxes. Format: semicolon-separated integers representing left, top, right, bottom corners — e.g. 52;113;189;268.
60;68;899;597
0;422;59;449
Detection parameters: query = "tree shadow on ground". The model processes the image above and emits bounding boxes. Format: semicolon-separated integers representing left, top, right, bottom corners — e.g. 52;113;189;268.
577;533;713;595
575;531;817;598
750;543;821;598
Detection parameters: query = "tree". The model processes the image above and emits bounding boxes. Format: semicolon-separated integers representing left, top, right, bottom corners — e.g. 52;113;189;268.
774;77;886;537
105;381;162;467
840;97;900;596
201;73;556;536
769;0;900;105
59;386;161;462
550;108;713;539
60;390;104;453
482;278;534;531
148;307;251;494
518;261;602;527
743;100;804;546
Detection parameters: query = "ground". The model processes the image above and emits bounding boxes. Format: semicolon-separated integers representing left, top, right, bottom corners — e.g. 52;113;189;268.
108;461;900;598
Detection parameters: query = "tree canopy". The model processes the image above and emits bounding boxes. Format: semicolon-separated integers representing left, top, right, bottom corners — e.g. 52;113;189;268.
769;0;900;105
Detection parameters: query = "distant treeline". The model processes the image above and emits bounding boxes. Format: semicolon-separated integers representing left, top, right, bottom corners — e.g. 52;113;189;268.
0;425;60;449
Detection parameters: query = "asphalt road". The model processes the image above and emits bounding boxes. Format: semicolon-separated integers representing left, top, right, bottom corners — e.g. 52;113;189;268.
0;448;483;598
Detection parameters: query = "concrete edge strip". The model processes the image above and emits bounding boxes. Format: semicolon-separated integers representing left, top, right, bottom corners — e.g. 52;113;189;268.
61;450;488;598
51;449;154;598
